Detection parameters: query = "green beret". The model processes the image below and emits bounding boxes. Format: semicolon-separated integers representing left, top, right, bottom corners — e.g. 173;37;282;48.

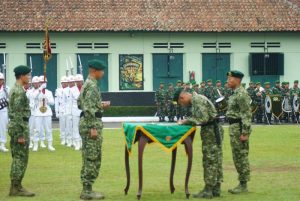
160;81;165;85
14;65;31;76
186;82;191;85
227;70;244;79
275;80;280;84
256;82;261;85
173;88;183;102
294;80;298;84
177;80;182;83
88;59;106;70
281;81;286;85
286;82;289;84
168;83;173;86
264;82;270;85
249;81;253;84
191;80;196;85
216;80;221;84
207;79;212;82
200;81;206;84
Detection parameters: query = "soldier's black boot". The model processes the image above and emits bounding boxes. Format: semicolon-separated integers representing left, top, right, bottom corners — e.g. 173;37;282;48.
228;181;248;194
9;180;35;197
212;182;221;197
193;184;213;199
80;184;105;200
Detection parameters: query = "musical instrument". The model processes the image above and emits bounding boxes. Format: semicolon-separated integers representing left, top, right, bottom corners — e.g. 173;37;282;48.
282;96;292;113
293;95;299;113
215;96;228;112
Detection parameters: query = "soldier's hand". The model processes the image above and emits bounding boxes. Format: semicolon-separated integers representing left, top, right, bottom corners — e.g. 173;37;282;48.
240;134;248;142
177;120;186;125
18;137;25;145
101;101;111;109
90;128;98;140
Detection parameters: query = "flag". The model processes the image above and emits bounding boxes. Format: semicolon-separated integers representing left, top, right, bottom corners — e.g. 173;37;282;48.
43;26;52;62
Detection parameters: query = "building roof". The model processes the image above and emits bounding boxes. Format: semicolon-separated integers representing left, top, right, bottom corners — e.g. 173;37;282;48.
0;0;299;32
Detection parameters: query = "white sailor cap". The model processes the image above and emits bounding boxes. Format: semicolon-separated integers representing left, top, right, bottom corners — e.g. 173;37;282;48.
32;76;39;83
74;74;84;81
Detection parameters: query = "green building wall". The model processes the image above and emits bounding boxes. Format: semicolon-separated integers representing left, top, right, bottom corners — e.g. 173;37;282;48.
0;32;299;91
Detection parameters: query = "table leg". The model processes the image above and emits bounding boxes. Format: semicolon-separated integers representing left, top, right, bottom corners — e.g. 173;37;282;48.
170;148;177;194
183;136;193;199
124;146;130;195
137;135;148;200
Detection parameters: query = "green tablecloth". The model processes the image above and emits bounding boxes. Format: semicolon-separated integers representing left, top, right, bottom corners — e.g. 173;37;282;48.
122;123;196;153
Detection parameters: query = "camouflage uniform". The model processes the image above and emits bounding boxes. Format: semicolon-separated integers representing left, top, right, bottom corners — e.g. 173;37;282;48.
165;86;176;122
204;85;215;103
254;87;263;123
8;82;30;183
184;94;223;198
78;76;103;188
226;85;252;183
155;87;166;121
199;86;206;96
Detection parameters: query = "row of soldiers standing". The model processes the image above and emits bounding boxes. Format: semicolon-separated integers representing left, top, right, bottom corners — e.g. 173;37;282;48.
155;79;233;122
246;80;300;124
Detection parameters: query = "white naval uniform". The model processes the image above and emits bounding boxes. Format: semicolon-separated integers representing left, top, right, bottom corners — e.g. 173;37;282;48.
55;87;67;143
26;87;39;145
70;86;82;145
63;86;73;146
34;89;55;143
0;85;9;145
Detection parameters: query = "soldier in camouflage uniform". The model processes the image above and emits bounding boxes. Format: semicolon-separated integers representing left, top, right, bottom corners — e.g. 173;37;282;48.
165;83;176;122
155;82;166;122
193;83;200;94
174;80;183;120
272;80;282;95
8;65;35;197
204;79;214;102
78;59;109;200
175;90;223;199
226;70;252;194
199;81;206;95
262;82;273;124
254;82;263;123
290;80;300;123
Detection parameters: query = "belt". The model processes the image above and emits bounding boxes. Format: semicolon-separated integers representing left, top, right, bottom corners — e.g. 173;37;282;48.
227;118;241;125
80;112;102;119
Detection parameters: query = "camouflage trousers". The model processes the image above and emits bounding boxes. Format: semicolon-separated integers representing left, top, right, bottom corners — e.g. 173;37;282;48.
200;124;223;186
80;129;103;186
9;136;29;181
157;103;165;118
229;123;250;182
166;101;176;118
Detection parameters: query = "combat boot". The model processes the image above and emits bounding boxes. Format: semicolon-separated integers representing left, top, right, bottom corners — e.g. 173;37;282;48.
193;184;213;199
80;184;105;200
212;182;221;197
9;180;35;197
228;181;248;194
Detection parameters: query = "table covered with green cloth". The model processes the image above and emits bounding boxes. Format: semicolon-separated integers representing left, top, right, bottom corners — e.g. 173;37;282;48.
123;123;196;153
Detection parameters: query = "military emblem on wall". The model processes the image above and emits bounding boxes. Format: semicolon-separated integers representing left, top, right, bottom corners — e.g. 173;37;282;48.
119;54;144;90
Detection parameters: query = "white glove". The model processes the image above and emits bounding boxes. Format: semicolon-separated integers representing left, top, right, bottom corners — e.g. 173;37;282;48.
39;83;47;90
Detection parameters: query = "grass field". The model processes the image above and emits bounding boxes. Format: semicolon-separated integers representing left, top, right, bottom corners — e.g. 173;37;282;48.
0;125;300;201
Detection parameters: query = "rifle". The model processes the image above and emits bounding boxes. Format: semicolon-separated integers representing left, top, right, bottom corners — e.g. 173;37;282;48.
77;55;83;75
